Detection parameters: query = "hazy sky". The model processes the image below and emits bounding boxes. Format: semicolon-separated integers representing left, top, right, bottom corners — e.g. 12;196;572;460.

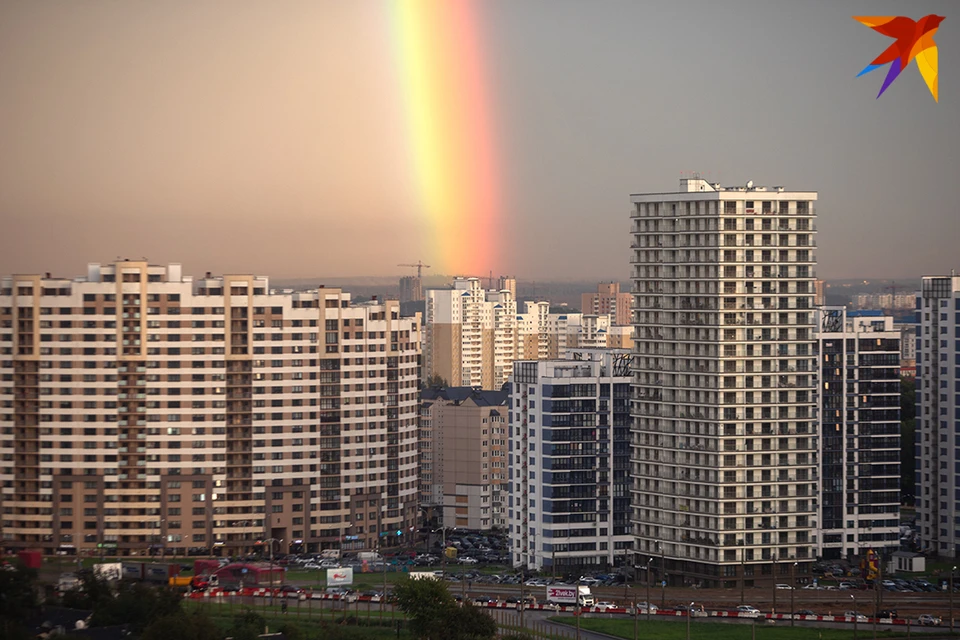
1;0;957;282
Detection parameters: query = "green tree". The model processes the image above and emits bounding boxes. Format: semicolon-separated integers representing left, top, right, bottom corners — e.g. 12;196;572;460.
141;610;221;640
392;577;496;640
231;608;266;640
901;377;916;500
425;374;447;389
0;564;40;640
278;621;307;640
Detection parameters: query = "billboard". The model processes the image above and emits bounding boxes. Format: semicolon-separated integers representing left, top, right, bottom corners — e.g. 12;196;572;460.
93;563;121;581
546;586;578;604
327;567;354;586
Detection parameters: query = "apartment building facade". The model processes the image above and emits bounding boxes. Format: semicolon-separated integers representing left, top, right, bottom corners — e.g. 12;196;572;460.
516;302;634;361
425;277;517;391
631;178;818;588
0;261;421;557
582;282;632;326
509;349;632;573
916;275;960;556
419;387;508;530
816;308;901;560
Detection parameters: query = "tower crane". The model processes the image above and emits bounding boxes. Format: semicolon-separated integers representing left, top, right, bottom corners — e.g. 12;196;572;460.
398;261;431;279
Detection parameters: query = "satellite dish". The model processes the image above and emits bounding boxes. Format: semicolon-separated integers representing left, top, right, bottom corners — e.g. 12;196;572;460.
746;180;754;189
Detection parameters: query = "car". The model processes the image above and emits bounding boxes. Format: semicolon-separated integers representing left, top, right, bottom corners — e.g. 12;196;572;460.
593;602;617;611
838;582;856;590
634;602;658;614
876;609;898;620
278;585;304;594
794;610;816;617
775;584;793;590
918;614;942;626
844;611;867;622
736;606;761;617
801;583;822;590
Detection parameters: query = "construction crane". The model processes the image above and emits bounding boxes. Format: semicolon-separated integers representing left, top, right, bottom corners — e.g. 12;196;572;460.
398;261;431;279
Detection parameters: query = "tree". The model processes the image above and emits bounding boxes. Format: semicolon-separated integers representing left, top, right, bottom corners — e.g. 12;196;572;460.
392;578;496;640
425;374;447;389
0;564;40;640
141;610;221;640
231;608;266;640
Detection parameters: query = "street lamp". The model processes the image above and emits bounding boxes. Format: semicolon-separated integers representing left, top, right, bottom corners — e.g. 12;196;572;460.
159;518;166;562
950;565;957;635
658;541;665;609
686;601;694;640
263;537;282;606
771;553;777;615
790;562;797;626
851;594;858;640
739;542;745;605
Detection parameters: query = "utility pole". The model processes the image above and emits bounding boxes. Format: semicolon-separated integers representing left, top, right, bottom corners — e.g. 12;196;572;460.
575;576;581;640
951;566;956;634
263;537;282;607
686;601;693;640
740;544;745;605
519;568;525;630
790;562;797;626
660;543;666;609
851;594;858;640
646;557;652;622
772;553;777;615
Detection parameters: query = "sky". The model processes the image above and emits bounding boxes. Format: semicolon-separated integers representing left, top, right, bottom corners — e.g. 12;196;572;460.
0;0;957;282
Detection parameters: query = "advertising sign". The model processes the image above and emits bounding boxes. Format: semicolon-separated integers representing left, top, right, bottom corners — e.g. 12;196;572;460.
93;563;121;581
546;586;578;604
409;572;440;581
327;567;354;586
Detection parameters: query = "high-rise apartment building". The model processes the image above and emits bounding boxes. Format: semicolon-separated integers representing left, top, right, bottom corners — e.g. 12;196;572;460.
425;277;517;390
399;276;423;303
630;178;818;588
816;308;900;560
582;282;632;326
419;387;508;530
515;303;633;361
916;275;960;556
0;261;421;557
509;349;632;573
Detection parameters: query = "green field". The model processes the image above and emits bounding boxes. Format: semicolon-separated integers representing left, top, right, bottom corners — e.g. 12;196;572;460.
548;616;911;640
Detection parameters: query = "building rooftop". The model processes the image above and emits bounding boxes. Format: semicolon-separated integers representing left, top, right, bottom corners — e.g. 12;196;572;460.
421;386;509;406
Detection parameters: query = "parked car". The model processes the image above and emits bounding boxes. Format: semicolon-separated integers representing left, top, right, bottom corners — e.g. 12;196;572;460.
775;584;793;590
918;614;942;626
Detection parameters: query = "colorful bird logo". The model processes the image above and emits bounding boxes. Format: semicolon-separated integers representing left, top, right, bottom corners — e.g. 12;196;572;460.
853;15;944;101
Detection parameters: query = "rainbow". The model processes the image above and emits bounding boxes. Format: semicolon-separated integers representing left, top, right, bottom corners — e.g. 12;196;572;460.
391;0;500;275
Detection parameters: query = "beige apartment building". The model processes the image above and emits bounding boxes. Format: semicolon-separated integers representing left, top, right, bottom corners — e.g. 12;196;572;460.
631;177;819;588
425;277;517;390
420;387;508;530
0;261;421;557
582;282;632;326
515;302;633;360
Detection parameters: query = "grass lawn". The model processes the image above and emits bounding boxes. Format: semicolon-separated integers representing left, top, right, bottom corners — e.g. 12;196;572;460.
548;616;910;640
184;595;407;624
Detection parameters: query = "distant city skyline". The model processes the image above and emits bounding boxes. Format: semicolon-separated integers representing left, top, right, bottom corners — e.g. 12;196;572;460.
1;1;957;280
